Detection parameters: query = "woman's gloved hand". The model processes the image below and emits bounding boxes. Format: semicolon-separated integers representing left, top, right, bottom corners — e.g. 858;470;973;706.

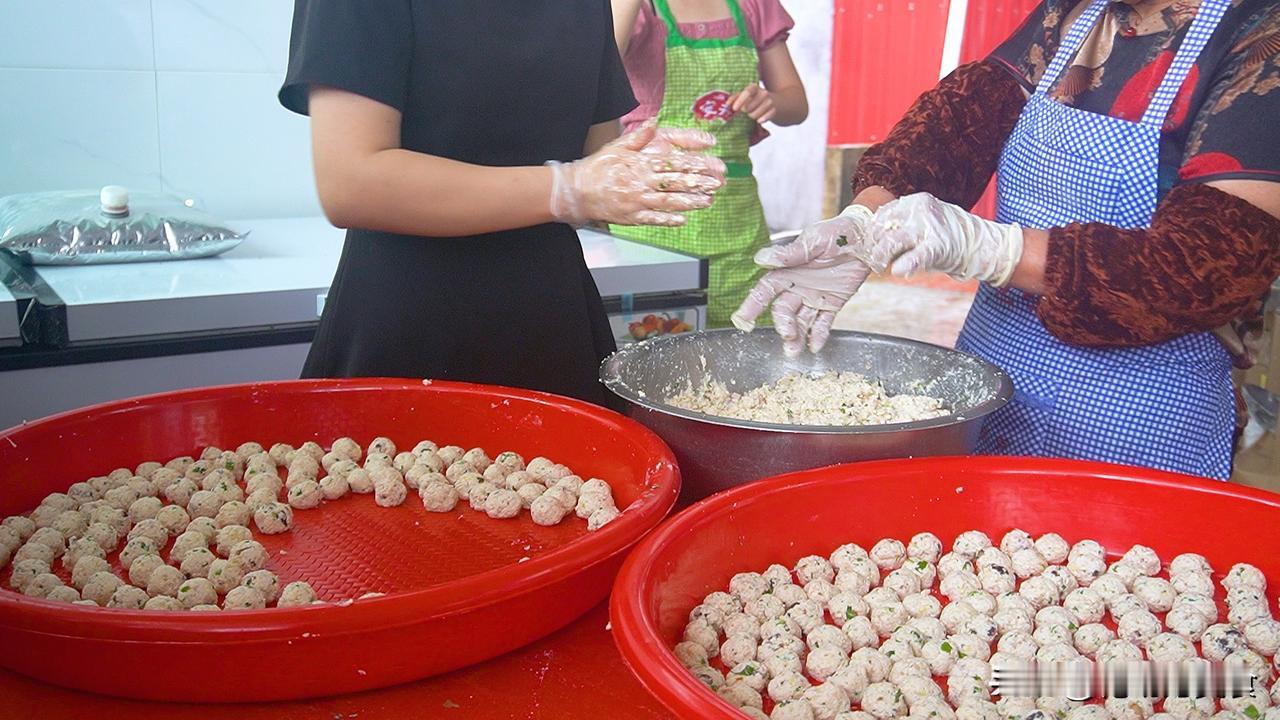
869;192;1024;286
731;204;880;356
548;123;726;227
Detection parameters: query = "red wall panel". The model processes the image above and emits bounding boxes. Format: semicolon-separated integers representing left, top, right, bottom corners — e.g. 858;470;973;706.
959;0;1040;217
827;0;952;145
826;0;1041;215
960;0;1040;63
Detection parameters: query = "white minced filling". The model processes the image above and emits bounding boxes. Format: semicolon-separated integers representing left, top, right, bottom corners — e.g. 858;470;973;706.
667;371;949;426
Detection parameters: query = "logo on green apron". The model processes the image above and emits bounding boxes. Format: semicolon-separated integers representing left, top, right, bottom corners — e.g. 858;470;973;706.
692;90;735;122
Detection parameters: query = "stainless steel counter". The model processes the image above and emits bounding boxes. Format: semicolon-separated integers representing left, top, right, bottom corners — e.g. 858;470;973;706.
0;218;706;428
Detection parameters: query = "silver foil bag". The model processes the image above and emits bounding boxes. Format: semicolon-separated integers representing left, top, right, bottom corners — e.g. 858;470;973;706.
0;189;244;265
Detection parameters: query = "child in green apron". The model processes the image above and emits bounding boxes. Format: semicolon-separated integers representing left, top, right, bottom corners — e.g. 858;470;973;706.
611;0;808;327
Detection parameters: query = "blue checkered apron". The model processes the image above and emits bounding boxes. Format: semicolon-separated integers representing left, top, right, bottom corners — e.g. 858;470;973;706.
955;0;1235;479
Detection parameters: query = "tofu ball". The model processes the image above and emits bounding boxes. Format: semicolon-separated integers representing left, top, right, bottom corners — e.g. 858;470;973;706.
484;488;522;519
128;497;163;525
154;505;191;535
870;539;907;571
587;506;620;531
253;502;294;536
861;681;908;719
420;482;461;513
287;480;324;509
1120;545;1161;576
143;595;184;611
106;584;149;609
207;558;245;595
146;565;186;598
1169;553;1213;576
277;581;319;608
241;569;281;603
213;525;252;557
180;547;218;578
214;501;251;529
177;577;218;608
118;536;160;570
228;540;268;573
71;556;112;591
224;586;268;607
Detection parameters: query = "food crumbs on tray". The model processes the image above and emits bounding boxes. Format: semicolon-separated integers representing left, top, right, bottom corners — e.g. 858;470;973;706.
301;632;312;638
356;669;366;676
605;621;612;631
336;598;354;607
955;486;964;493
518;556;530;563
443;700;460;709
357;592;385;599
422;378;433;385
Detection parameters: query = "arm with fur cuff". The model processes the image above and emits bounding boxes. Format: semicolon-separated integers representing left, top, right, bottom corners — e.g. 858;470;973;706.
1036;183;1280;347
850;59;1027;210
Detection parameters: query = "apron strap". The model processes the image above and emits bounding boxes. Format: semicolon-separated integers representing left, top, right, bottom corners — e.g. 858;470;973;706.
725;0;752;46
653;0;754;49
1034;0;1112;96
652;0;685;47
1140;0;1232;126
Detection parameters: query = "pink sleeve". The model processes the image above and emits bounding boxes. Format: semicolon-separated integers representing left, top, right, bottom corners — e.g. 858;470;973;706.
619;2;667;134
743;0;795;51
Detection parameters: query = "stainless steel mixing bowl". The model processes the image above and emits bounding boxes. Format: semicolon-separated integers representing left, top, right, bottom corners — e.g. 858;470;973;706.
601;328;1013;501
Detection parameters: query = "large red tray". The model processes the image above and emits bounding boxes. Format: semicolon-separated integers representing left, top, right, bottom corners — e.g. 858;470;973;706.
0;379;679;702
610;457;1280;719
0;602;673;720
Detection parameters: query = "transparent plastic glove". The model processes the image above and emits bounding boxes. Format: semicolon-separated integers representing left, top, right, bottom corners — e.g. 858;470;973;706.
548;124;725;227
869;192;1024;286
731;205;879;356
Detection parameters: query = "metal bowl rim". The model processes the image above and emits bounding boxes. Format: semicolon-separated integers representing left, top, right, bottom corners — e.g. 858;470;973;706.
600;328;1014;435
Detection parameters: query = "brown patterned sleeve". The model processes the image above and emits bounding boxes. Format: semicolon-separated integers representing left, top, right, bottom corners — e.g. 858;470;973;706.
850;59;1027;210
1037;183;1280;347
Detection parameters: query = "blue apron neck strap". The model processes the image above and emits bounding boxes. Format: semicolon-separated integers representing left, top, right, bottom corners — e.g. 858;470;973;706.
1140;0;1231;126
1035;0;1112;96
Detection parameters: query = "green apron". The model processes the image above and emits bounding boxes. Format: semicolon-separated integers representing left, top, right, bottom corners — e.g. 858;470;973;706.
611;0;771;328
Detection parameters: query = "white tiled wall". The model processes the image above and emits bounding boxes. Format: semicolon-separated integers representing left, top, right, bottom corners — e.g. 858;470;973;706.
0;0;831;227
0;0;319;220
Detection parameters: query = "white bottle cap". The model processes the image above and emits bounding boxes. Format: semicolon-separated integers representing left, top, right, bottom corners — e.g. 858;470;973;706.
100;185;130;216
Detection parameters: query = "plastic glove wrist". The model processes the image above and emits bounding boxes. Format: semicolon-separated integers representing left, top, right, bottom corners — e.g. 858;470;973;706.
870;193;1024;286
547;161;585;226
838;204;874;222
988;223;1024;287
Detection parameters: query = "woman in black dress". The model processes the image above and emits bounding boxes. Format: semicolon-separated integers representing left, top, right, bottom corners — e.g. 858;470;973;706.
279;1;725;408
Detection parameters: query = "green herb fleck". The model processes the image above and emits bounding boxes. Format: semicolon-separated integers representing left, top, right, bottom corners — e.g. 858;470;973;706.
940;641;953;653
1244;706;1260;720
739;665;757;677
836;235;849;247
846;607;856;620
957;650;966;659
894;689;903;703
916;560;928;571
1068;622;1077;631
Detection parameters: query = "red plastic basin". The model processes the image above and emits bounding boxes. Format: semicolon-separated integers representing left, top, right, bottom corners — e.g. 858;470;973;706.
610;457;1280;718
0;379;679;702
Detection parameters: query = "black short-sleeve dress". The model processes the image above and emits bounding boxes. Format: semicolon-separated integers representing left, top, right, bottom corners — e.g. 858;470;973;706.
280;0;636;408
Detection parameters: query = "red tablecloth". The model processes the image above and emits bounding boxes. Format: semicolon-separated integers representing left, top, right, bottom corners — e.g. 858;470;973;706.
0;603;671;720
